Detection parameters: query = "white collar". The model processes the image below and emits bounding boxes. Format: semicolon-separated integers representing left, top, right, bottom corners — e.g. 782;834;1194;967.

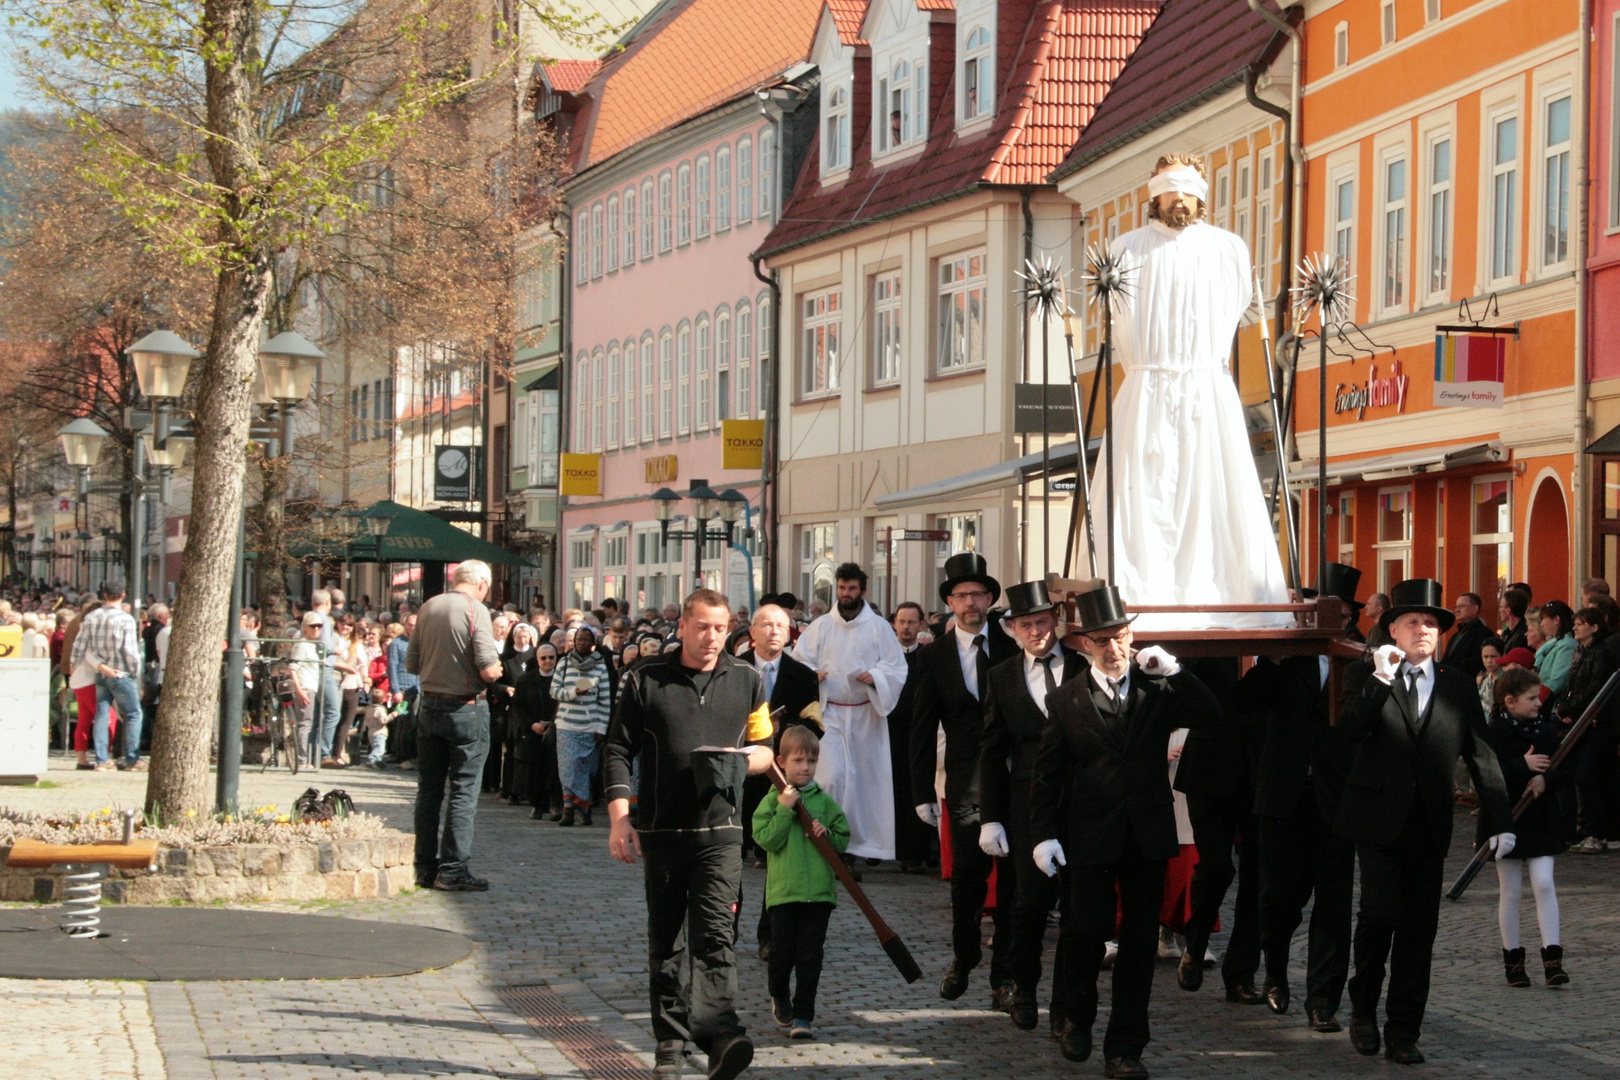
954;624;986;649
1089;664;1129;693
1024;646;1060;670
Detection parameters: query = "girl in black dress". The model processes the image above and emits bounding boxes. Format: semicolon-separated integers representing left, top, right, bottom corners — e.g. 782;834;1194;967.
1484;668;1571;987
513;643;560;820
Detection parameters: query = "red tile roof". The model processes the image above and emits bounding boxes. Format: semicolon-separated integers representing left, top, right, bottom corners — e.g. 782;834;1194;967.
827;0;870;45
1051;0;1298;180
759;0;1160;258
569;0;827;173
543;60;603;93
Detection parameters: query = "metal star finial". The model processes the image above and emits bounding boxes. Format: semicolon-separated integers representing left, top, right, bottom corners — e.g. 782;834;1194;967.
1017;254;1069;320
1291;252;1356;327
1081;243;1134;313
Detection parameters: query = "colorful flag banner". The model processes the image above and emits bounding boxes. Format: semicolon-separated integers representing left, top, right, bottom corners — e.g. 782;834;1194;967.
1433;334;1506;409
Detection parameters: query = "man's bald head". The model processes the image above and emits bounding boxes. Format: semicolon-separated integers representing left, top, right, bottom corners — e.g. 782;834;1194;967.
751;604;792;661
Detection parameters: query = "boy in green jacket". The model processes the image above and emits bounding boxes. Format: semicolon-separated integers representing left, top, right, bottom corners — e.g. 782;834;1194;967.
751;725;850;1040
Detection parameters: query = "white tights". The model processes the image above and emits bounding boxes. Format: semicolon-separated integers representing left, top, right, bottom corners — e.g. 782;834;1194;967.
1496;856;1559;951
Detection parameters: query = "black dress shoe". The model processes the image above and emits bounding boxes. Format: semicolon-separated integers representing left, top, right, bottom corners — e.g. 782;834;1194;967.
990;983;1014;1013
1049;1010;1073;1040
1058;1027;1092;1062
939;961;972;1000
706;1033;753;1080
1224;983;1264;1005
1103;1055;1149;1078
1263;980;1290;1014
1008;988;1038;1030
1177;949;1203;991
1307;1008;1341;1033
1385;1040;1425;1065
1349;1015;1380;1055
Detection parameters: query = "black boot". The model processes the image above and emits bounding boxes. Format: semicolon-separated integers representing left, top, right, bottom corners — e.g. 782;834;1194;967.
1503;947;1530;987
1542;944;1569;986
580;806;593;827
559;806;576;827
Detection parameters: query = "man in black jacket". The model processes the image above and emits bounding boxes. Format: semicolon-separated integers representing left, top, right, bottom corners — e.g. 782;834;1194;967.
909;552;1018;1006
975;581;1083;1041
1029;585;1219;1078
605;589;774;1080
1338;578;1513;1065
1440;592;1491;677
738;603;820;860
889;602;933;872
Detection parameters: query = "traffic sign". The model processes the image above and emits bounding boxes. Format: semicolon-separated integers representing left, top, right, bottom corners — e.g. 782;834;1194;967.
899;529;951;542
1050;477;1078;493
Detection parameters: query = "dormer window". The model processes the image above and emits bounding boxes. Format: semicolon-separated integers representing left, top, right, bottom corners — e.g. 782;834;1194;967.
876;56;926;155
824;84;851;174
962;26;992;122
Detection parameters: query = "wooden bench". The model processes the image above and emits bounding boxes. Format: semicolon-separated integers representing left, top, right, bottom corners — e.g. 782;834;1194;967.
5;838;160;870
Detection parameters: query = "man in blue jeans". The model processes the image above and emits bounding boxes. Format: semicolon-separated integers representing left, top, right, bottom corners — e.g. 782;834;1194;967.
406;561;503;891
309;589;344;767
70;582;146;771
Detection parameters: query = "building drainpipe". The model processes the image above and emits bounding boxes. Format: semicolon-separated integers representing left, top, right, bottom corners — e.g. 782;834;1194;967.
557;209;573;611
1574;0;1593;582
1020;187;1034;582
1247;1;1304;320
753;254;781;594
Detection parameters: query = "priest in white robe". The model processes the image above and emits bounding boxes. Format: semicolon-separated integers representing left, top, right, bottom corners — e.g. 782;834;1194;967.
1090;153;1292;630
791;563;909;860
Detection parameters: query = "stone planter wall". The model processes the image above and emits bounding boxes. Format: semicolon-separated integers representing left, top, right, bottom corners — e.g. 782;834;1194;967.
0;829;415;904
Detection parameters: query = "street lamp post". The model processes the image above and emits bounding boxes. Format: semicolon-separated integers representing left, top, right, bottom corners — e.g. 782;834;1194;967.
651;484;748;595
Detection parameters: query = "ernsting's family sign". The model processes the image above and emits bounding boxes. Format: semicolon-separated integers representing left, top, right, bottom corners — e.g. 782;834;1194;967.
1334;360;1410;420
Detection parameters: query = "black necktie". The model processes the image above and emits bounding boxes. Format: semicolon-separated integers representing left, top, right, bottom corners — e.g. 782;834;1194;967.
973;634;989;698
1038;654;1058;695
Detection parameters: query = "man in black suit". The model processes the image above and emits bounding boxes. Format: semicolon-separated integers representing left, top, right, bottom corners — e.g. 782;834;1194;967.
1030;585;1219;1079
975;581;1083;1043
1440;592;1491;678
1339;578;1514;1065
1245;654;1355;1032
1497;586;1530;655
910;552;1019;1006
889;602;933;872
1171;655;1262;1004
739;603;820;857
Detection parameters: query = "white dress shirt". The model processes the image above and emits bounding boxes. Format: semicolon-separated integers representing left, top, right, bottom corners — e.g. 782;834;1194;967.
1023;648;1066;716
1401;657;1436;715
1088;664;1130;705
954;625;986;699
754;653;780;701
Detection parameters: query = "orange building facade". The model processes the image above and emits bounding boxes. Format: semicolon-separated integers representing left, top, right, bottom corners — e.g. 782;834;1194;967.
1294;0;1584;613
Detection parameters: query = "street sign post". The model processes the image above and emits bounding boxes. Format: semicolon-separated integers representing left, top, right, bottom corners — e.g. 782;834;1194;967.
882;527;954;613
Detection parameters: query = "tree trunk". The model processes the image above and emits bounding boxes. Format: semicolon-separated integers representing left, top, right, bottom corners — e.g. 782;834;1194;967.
144;0;268;820
253;451;292;643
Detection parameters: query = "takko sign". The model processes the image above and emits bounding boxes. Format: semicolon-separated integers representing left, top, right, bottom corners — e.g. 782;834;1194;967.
1333;360;1410;421
644;454;679;484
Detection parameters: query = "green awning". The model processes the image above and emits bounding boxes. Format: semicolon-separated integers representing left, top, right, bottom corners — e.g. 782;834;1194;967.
520;366;559;392
294;500;532;567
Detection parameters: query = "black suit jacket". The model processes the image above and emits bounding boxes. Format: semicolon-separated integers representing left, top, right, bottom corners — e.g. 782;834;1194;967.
740;648;820;739
891;646;921;735
976;646;1085;827
1243;656;1353;824
909;621;1019;820
1498;618;1528;656
1335;658;1512;854
1442;617;1491;678
1030;663;1219;864
1170;657;1254;800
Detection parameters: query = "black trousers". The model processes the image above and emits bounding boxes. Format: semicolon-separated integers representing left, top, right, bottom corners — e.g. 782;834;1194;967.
889;714;934;864
644;841;745;1050
767;901;833;1022
1184;791;1262;987
1349;806;1443;1045
948;809;1015;986
1007;803;1072;1020
1574;724;1620;840
1258;788;1354;1014
1060;830;1164;1061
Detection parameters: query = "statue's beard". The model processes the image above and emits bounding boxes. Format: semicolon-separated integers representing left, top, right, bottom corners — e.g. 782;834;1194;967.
1161;203;1197;229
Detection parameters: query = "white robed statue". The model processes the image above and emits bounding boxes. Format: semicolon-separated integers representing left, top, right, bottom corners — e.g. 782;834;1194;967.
791;566;909;860
1090;153;1291;630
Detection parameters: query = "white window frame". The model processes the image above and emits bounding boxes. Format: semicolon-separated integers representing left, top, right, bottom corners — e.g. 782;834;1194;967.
1374;485;1414;593
1381;0;1397;45
800;287;842;399
1419;114;1456;306
573;210;588;285
676;161;692;247
590;202;604;280
1214;167;1230;230
621;338;637;445
758;292;773;416
590;348;605;451
696;153;711;240
736;301;753;419
736;134;753;223
657;170;673;253
606;194;620;273
1537;84;1574;271
1324;148;1358;278
1335;22;1349;69
1235;156;1252;254
640;334;656;444
871;269;902;387
676;321;693;434
759;128;776;223
936;250;987;375
1426;0;1442;24
961;25;993;126
823;84;851;176
1486;101;1521;286
658;329;674;438
875;55;926;157
715;145;732;231
621;186;637;268
640;178;655;259
1470;474;1514;601
696;314;712;431
1375;141;1409;315
715;307;732;423
606;343;620;448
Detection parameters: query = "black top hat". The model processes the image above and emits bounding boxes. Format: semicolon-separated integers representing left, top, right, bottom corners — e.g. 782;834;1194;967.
1301;562;1364;610
1381;578;1455;633
939;552;1001;606
1003;580;1060;620
1072;584;1136;635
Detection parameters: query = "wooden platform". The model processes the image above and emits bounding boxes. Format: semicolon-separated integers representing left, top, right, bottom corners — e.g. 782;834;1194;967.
4;838;160;870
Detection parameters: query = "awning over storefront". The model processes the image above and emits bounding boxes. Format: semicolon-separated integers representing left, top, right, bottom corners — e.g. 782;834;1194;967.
1585;424;1620;454
872;439;1097;512
520;366;560;392
1286;440;1505;488
294;500;533;567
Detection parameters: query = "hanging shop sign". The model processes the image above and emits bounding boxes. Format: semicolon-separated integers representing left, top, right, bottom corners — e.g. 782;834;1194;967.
559;453;602;497
1013;384;1078;435
1333;360;1409;420
644;454;679;485
720;419;766;470
1433;333;1506;409
433;445;484;502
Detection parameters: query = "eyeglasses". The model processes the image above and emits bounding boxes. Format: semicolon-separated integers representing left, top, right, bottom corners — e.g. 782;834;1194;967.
950;590;992;602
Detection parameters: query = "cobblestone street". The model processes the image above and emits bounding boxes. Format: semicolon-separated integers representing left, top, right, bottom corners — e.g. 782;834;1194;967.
6;755;1620;1078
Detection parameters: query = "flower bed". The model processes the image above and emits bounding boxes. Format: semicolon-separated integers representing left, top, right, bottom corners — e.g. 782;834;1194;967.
0;807;415;904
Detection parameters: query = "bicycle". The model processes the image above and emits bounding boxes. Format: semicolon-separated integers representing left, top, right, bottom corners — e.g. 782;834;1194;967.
259;661;303;775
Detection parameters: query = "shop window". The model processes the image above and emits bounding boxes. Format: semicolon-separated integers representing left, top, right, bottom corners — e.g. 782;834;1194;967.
1376;486;1412;591
1472;475;1512;601
799;523;837;612
1597;459;1620;588
1337;494;1356;566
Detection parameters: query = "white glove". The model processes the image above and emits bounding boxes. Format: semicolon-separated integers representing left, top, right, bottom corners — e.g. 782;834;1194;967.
915;802;940;828
1489;832;1517;859
1135;645;1180;677
978;822;1009;858
1372;644;1405;684
1033;839;1066;877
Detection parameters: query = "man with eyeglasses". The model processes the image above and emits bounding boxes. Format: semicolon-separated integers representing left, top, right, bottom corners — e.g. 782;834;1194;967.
908;552;1019;1007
